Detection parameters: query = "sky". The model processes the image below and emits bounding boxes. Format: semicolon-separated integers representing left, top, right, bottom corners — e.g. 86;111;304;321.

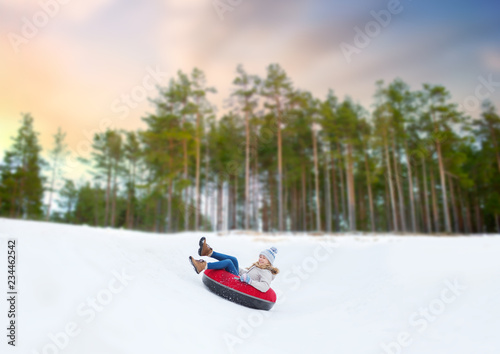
1;0;500;184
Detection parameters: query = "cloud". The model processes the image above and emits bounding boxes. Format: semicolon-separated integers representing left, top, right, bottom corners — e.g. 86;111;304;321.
2;0;500;161
60;0;117;23
0;0;117;26
482;48;500;71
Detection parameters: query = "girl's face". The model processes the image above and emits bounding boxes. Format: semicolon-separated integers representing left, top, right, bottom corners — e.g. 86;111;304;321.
258;254;270;266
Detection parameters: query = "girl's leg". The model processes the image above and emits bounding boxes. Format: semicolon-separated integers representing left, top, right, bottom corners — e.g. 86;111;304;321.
206;259;239;276
210;251;239;271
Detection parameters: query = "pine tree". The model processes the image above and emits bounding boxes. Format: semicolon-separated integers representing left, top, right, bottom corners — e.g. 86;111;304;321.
73;182;105;226
320;90;341;231
124;132;141;229
57;179;77;223
0;113;45;219
191;68;216;231
475;101;500;174
8;65;496;233
336;99;361;231
143;81;187;232
174;71;196;231
109;131;123;227
419;84;464;233
46;127;68;220
207;113;244;231
374;101;398;232
359;119;376;231
89;130;123;226
0;152;18;216
232;64;260;230
261;64;293;231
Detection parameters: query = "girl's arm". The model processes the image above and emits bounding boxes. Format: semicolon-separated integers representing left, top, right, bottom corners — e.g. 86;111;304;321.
249;271;272;292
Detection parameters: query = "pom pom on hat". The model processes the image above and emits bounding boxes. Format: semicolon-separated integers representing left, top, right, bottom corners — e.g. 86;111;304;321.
260;246;278;265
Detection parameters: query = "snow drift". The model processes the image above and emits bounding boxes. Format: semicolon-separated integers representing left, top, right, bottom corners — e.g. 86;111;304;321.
0;218;499;354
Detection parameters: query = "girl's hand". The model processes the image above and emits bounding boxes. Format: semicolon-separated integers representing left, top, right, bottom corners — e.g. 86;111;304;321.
239;274;252;285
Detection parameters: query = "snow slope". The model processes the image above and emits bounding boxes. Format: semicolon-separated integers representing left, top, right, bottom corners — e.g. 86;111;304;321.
1;218;499;354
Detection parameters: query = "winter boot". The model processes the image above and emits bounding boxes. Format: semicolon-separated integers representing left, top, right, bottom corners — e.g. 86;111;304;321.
198;237;213;257
189;256;207;274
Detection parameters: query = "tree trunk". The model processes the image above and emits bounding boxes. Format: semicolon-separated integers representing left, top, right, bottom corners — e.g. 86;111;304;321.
183;140;189;231
455;180;464;233
433;118;451;233
105;163;111;226
180;107;190;231
457;184;469;233
331;150;340;232
275;97;284;231
125;159;135;229
211;179;217;232
217;175;223;231
131;163;136;229
9;182;17;218
204;136;210;231
430;167;440;232
324;153;332;232
447;174;459;233
384;172;391;231
363;147;375;232
262;196;269;232
67;198;73;224
301;164;307;231
292;183;298;231
126;186;131;229
93;185;99;226
338;142;347;228
227;176;232;230
307;170;313;229
155;198;161;233
312;127;321;231
111;162;118;227
253;147;260;230
173;186;179;232
284;169;288;231
465;192;473;234
384;138;398;232
414;170;422;232
269;171;276;231
45;155;59;221
248;167;254;228
437;140;451;233
167;180;173;233
346;143;356;231
421;156;432;233
358;183;366;230
228;175;233;230
17;158;26;218
392;137;406;232
404;141;417;232
244;110;250;230
204;179;210;231
195;108;201;231
233;174;237;229
474;193;482;233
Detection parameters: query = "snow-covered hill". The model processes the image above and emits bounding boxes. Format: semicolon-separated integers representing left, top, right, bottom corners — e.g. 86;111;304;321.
1;218;499;354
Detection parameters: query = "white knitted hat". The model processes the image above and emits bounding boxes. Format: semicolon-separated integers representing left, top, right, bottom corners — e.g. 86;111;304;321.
260;246;278;265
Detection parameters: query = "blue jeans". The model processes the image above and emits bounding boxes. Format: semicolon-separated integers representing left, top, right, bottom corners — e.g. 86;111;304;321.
206;251;240;276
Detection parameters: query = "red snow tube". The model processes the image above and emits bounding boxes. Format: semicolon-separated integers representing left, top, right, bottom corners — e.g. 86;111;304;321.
202;269;277;310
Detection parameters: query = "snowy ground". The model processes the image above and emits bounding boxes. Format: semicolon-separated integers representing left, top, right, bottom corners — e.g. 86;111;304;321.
1;218;499;354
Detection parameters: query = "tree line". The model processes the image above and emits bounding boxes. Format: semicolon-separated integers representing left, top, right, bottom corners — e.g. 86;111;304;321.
1;64;499;233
